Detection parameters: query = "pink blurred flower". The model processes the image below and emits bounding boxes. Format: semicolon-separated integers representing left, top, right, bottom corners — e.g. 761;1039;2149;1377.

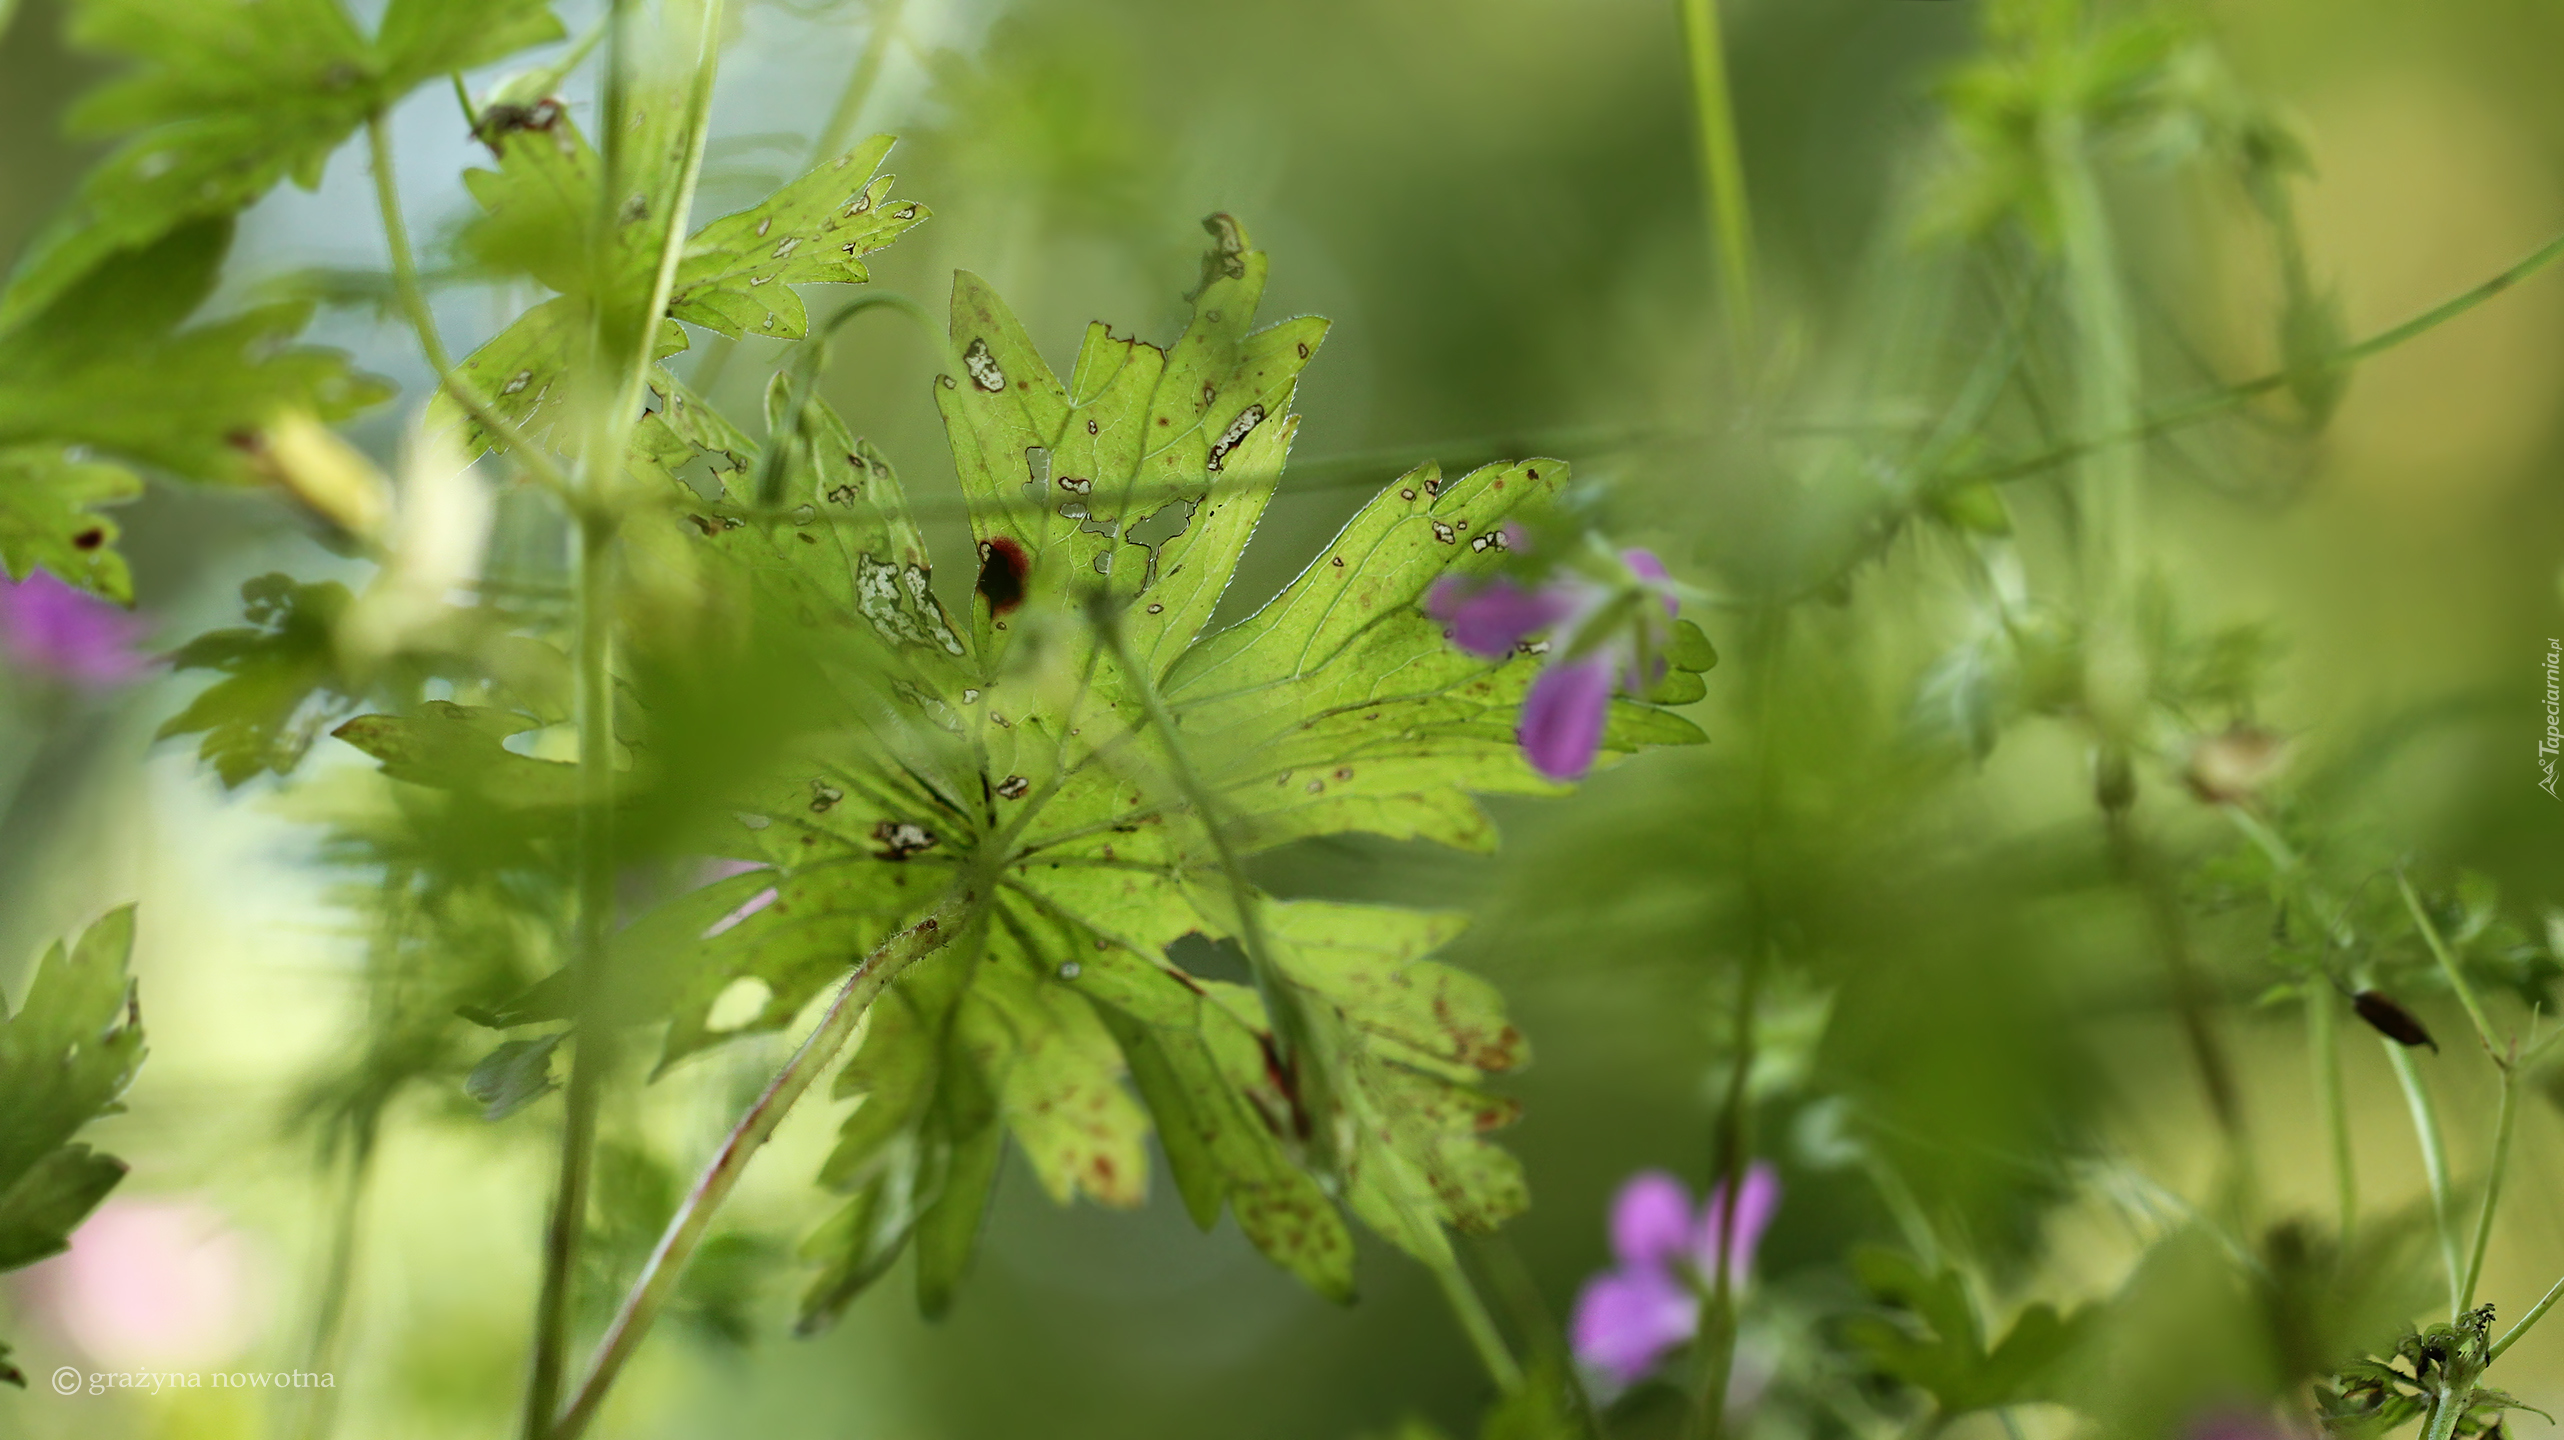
42;1198;260;1368
1426;545;1680;782
1569;1164;1781;1387
0;570;149;688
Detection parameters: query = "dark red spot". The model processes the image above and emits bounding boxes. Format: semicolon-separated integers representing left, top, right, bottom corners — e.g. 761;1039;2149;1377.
1525;468;1539;480
976;536;1029;613
72;529;104;551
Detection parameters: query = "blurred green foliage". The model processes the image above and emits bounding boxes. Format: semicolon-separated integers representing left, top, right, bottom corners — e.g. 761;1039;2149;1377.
4;1;2564;1439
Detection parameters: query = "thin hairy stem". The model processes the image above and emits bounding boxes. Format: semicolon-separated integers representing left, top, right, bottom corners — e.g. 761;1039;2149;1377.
1967;226;2564;489
364;114;573;499
2459;1059;2521;1314
2398;871;2503;1065
2109;810;2249;1155
1688;605;1785;1440
549;882;988;1440
2491;1271;2564;1362
295;1124;375;1440
693;0;910;397
2308;987;2356;1243
2385;1040;2462;1320
1675;0;1755;367
815;0;908;160
525;0;731;1427
1430;1250;1529;1397
523;510;618;1440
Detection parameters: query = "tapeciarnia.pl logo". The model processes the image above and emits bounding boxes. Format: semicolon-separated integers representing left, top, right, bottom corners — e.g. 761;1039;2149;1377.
2541;638;2560;799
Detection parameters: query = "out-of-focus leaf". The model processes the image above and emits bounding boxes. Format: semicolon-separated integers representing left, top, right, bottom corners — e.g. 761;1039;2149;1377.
157;573;355;788
463;1032;561;1121
0;218;382;597
0;908;146;1381
1842;1244;2092;1415
0;447;141;602
2;0;564;327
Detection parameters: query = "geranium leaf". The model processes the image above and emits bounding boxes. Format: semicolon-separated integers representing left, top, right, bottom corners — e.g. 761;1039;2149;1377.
0;448;142;603
2;0;564;328
669;135;929;340
619;219;1706;1317
0;907;147;1382
157;573;355;788
0;218;383;496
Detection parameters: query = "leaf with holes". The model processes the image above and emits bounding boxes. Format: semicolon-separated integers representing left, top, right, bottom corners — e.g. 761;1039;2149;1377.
592;217;1710;1319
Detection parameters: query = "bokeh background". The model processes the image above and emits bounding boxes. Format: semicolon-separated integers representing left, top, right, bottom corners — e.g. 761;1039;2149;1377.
5;0;2564;1436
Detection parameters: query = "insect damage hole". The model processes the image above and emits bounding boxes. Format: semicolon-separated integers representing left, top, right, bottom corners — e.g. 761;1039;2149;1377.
1206;404;1265;473
976;537;1030;613
872;821;938;859
963;338;1007;392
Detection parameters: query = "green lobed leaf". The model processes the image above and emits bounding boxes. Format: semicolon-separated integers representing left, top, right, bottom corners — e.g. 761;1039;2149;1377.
157;573;355;788
1;0;564;328
0;218;383;604
0;447;142;603
617;219;1708;1318
0;907;147;1318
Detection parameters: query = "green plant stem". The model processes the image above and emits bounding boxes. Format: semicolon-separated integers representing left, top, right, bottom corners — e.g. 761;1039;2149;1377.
527;1;729;1430
1674;0;1755;368
364;113;574;500
522;510;618;1440
815;0;908;160
1688;606;1786;1440
1429;1251;1527;1397
1092;597;1520;1393
1969;225;2564;489
2308;986;2356;1244
2397;871;2503;1063
296;1123;375;1440
2108;809;2249;1156
2422;1384;2472;1440
1468;1233;1606;1438
2385;1040;2463;1320
548;882;988;1440
599;0;727;478
2459;1062;2521;1314
1688;945;1764;1440
693;0;908;398
2046;106;2142;732
2490;1270;2564;1362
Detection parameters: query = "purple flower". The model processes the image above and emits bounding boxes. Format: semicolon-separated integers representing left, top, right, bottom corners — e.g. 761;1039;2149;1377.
1426;546;1680;782
1570;1164;1781;1388
0;570;149;688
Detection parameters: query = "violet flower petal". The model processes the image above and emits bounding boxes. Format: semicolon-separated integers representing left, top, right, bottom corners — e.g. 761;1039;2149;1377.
0;572;149;687
1427;575;1576;658
1692;1162;1782;1282
1570;1263;1699;1387
1520;652;1616;780
1622;547;1681;617
1609;1170;1695;1269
